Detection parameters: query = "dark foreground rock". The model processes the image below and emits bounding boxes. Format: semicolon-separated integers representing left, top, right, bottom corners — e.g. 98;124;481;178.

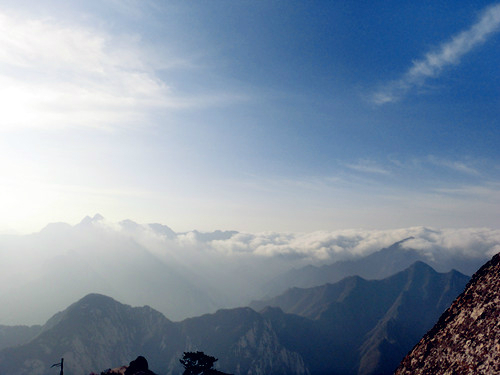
92;355;157;374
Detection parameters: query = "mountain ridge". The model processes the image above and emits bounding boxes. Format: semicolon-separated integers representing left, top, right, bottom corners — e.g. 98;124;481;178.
0;261;470;375
262;239;430;297
262;236;487;300
250;261;470;374
1;219;494;326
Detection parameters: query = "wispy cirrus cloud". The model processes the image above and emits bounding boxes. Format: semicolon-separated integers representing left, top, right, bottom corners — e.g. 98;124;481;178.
433;182;500;198
371;3;500;104
345;159;391;175
428;157;481;176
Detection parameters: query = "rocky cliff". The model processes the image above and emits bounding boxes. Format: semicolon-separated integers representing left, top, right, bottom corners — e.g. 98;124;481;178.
395;252;500;374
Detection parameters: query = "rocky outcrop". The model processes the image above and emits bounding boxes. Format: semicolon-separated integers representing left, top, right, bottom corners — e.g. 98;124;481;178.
395;253;500;374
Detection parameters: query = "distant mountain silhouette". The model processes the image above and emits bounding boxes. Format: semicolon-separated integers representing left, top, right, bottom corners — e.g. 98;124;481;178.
76;213;105;228
395;252;500;374
250;261;470;374
0;261;470;375
262;237;482;297
0;218;220;324
0;224;488;327
147;223;177;239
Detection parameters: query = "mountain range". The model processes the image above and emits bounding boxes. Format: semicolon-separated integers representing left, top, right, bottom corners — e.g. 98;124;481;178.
0;294;306;375
0;261;469;375
1;217;492;327
251;261;469;375
0;215;223;325
262;237;484;297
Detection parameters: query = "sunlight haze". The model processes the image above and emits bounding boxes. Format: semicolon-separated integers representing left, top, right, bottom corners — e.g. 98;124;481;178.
0;0;499;234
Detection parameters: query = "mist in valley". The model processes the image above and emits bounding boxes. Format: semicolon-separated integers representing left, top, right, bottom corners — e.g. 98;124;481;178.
1;214;498;326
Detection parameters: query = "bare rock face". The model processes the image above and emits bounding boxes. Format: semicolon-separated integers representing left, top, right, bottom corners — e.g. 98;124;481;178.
395;253;500;375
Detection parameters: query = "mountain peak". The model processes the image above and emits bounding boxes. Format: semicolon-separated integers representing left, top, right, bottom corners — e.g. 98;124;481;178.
75;293;117;306
407;260;436;272
93;213;104;221
78;214;104;226
148;223;176;239
119;219;140;231
0;293;176;375
57;294;125;324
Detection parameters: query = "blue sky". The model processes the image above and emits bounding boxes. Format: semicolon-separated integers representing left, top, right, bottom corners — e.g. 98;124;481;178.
0;0;499;233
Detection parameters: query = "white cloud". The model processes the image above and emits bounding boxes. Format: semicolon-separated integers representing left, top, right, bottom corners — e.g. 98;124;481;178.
203;225;500;265
402;227;500;258
0;10;242;131
5;217;499;274
0;12;157;130
442;162;480;176
6;217;498;268
372;3;500;104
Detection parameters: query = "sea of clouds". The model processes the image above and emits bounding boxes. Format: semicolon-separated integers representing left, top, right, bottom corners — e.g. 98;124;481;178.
1;215;499;325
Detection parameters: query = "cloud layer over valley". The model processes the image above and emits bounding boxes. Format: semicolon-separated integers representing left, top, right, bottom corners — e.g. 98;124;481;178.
1;215;498;325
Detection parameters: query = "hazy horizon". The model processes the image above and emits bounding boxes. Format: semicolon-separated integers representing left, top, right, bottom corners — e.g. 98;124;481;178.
1;214;498;325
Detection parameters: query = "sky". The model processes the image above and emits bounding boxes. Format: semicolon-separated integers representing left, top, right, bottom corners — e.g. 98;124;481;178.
0;0;499;234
